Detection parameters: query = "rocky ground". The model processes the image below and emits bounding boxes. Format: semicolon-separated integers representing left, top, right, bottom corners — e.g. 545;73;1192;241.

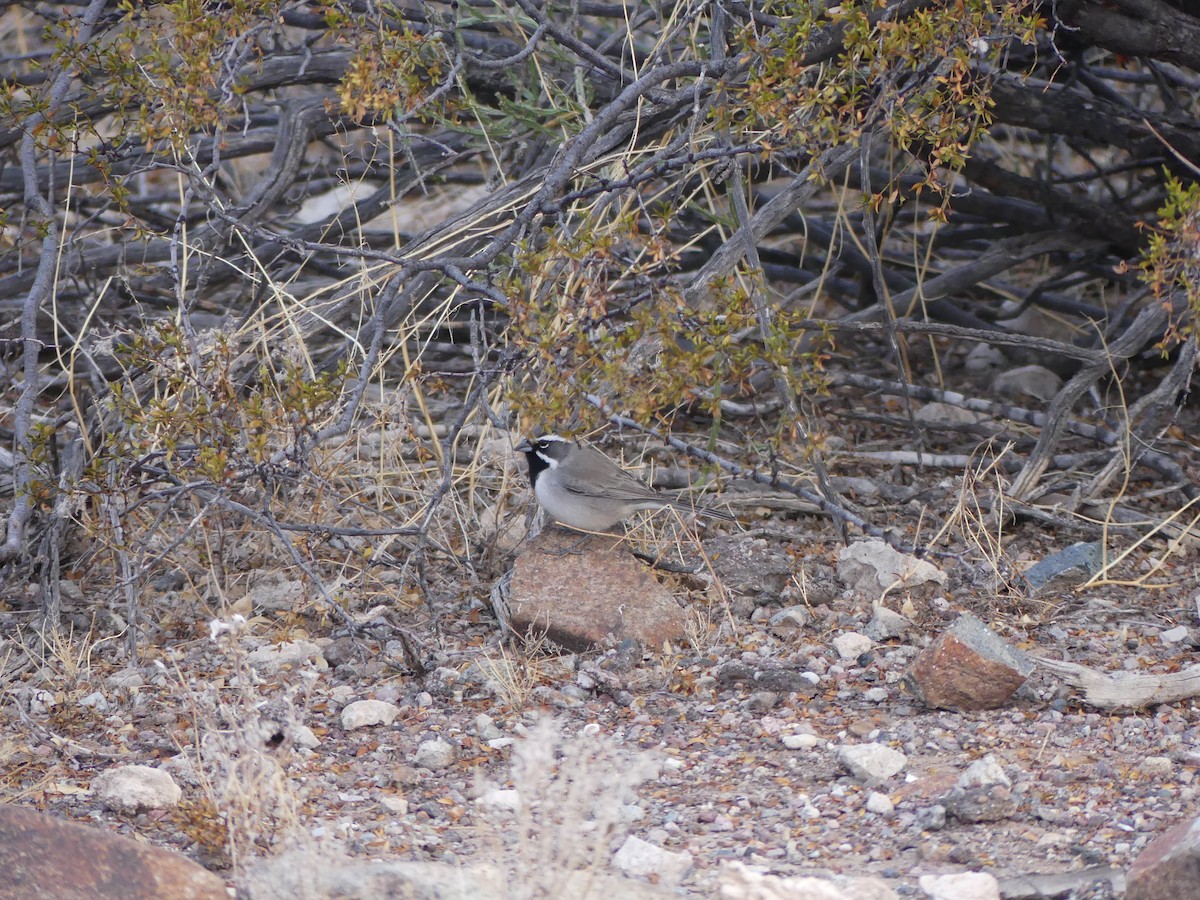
2;487;1199;899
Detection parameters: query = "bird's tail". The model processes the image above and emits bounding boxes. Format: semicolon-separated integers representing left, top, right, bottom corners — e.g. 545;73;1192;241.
671;498;737;522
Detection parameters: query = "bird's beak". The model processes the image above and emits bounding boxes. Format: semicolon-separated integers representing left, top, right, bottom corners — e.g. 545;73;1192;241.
515;438;532;453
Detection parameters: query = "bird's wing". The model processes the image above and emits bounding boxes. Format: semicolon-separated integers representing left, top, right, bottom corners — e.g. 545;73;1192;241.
556;448;660;502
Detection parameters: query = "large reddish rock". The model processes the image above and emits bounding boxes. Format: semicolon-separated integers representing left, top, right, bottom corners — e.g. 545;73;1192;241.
0;803;226;900
1126;816;1200;900
903;613;1031;710
505;528;686;652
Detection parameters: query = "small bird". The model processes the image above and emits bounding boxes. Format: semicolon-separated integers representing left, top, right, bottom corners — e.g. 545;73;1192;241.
515;434;736;531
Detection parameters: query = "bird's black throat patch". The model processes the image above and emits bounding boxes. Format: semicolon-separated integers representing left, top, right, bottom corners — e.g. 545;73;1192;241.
521;446;549;488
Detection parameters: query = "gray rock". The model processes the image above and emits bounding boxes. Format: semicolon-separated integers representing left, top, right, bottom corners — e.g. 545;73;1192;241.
91;764;182;813
1022;541;1103;593
612;835;693;886
993;364;1062;401
246;639;327;674
837;541;946;597
943;753;1018;823
838;743;907;781
341;699;401;730
414;739;456;770
864;604;913;641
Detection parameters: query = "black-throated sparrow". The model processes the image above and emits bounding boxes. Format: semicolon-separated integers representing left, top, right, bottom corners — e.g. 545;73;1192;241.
515;434;735;531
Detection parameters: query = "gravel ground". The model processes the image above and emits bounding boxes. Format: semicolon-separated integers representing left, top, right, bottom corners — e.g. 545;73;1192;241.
3;513;1198;897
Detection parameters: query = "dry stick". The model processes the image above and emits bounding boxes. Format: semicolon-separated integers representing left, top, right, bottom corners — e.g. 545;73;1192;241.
582;395;953;559
857;142;927;469
1;0;110;568
792;316;1106;364
1007;298;1171;502
829;371;1191;489
1074;335;1198;507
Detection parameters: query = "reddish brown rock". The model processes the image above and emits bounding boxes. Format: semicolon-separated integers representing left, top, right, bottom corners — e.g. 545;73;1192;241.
1126;816;1200;900
0;803;227;900
903;613;1031;710
507;528;686;652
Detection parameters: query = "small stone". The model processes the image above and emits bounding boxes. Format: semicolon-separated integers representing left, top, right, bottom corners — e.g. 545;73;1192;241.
837;540;946;597
379;795;408;815
769;605;812;634
341;699;401;730
783;733;821;751
864;604;913;641
105;669;144;690
245;639;327;674
475;714;503;742
414;738;456;770
918;871;1000;900
1140;756;1174;777
476;788;521;814
958;755;1011;789
91;765;182;813
291;725;321;749
838;743;907;781
744;691;778;711
833;632;873;661
863;687;889;703
1022;541;1104;593
914;805;947;831
993;364;1061;401
941;754;1018;823
1160;626;1189;644
612;835;693;886
866;792;895;816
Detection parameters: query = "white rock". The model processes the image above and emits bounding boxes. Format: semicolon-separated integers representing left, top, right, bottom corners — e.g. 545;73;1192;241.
379;795;409;815
291;724;321;749
782;733;822;751
958;754;1010;788
414;738;456;770
341;699;400;729
918;871;1000;900
837;541;946;597
863;687;889;703
1161;625;1189;644
246;639;327;673
838;743;907;781
717;861;870;899
476;788;521;814
833;632;873;660
91;764;182;812
612;835;693;886
866;791;895;816
487;737;515;750
20;688;57;716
